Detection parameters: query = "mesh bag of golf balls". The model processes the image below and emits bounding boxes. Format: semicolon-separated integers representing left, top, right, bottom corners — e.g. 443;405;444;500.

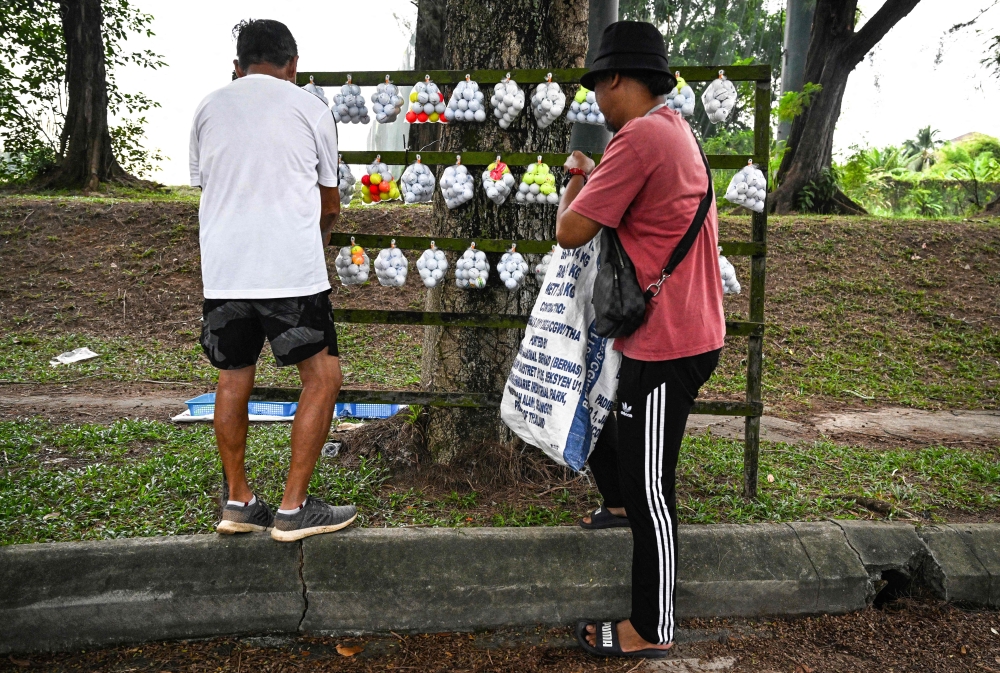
701;70;737;124
358;156;401;204
718;247;741;295
534;245;555;284
302;75;330;106
337;160;356;206
515;157;559;205
481;157;515;205
441;156;475;209
335;237;370;285
724;161;767;213
567;86;605;126
530;73;566;129
369;75;404;124
444;75;487;123
374;240;409;287
455;243;489;289
331;75;370;124
496;245;529;291
416;241;448;288
405;76;447;124
665;72;696;117
400;155;436;204
491;73;525;129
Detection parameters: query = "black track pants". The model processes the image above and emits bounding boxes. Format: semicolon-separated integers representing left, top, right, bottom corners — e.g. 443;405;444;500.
587;349;720;645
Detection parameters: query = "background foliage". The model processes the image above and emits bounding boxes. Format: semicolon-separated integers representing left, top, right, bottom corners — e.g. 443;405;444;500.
620;0;784;137
0;0;165;185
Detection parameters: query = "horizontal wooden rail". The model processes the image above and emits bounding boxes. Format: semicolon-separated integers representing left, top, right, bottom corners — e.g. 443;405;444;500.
335;309;528;330
339;150;754;170
299;65;772;87
333;309;763;336
328;234;765;258
252;386;763;416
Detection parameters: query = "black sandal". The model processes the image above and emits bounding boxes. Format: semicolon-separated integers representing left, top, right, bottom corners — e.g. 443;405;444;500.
575;620;673;658
579;505;630;529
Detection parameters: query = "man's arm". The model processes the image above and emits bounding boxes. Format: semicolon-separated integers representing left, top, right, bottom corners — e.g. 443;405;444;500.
319;186;340;246
555;151;603;249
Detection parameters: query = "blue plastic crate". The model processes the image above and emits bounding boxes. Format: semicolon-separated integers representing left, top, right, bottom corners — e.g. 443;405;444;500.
185;393;298;418
335;403;402;419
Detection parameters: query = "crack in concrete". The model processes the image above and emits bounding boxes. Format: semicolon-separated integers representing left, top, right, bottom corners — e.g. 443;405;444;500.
829;520;877;605
784;524;822;612
296;541;308;632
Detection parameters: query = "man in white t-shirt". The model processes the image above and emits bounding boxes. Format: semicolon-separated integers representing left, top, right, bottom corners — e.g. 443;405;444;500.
189;18;355;542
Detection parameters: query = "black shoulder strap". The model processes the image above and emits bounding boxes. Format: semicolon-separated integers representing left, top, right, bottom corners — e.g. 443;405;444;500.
643;134;714;302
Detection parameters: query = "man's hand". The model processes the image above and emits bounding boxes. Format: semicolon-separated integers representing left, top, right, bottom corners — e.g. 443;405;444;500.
556;154;602;249
318;185;340;246
563;150;596;175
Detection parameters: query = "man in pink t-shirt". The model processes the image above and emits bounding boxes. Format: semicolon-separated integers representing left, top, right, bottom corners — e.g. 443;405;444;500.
556;21;725;660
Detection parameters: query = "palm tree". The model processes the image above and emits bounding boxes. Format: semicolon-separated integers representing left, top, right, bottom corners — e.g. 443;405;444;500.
902;126;942;172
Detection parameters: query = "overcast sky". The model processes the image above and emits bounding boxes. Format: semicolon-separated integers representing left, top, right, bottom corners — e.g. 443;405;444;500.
114;0;1000;185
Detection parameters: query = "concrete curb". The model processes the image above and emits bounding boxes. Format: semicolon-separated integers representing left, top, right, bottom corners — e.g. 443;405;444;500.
1;521;997;653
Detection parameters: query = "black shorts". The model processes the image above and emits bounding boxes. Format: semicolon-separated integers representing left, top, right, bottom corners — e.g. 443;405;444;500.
200;290;339;369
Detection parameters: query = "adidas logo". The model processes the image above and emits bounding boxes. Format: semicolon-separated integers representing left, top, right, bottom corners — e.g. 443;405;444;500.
620;403;633;418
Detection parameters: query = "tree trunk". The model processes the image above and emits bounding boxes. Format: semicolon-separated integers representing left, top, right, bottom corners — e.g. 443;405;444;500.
40;0;132;190
416;0;588;462
770;0;921;214
410;0;448;155
986;194;1000;216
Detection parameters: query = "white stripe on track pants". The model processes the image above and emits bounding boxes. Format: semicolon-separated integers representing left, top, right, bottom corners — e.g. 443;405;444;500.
588;349;720;645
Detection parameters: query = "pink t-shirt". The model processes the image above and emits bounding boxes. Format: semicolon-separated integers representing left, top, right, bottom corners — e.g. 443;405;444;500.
570;106;725;361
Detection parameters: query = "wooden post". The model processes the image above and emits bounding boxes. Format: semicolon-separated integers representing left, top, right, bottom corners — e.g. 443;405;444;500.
743;76;771;499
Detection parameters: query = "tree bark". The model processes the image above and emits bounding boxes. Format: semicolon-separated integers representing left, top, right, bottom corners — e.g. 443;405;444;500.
416;0;588;462
986;194;1000;216
770;0;921;214
40;0;132;190
410;0;448;155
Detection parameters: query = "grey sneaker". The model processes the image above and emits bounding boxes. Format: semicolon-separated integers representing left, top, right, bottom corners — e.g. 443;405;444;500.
270;497;357;542
216;495;274;534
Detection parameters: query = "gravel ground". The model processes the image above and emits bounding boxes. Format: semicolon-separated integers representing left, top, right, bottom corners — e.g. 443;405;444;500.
3;600;998;672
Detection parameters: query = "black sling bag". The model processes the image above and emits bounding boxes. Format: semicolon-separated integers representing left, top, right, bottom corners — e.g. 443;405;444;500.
592;135;714;339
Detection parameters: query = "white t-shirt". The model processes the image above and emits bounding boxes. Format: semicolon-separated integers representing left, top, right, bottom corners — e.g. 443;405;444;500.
190;74;339;299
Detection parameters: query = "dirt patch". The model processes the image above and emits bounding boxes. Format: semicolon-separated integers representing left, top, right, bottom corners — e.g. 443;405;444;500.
0;199;431;346
4;600;997;672
813;407;1000;443
0;381;206;423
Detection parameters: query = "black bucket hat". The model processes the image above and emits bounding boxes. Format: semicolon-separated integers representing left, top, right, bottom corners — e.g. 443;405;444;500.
580;21;674;91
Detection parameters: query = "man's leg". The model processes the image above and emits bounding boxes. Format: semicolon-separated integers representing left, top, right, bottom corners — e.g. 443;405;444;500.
280;347;342;510
201;298;267;506
584;413;627;521
587;350;720;651
215;365;256;503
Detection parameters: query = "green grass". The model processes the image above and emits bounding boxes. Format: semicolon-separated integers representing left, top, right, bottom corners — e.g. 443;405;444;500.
0;419;387;545
3;185;201;204
0;327;422;389
3;419;996;545
702;218;1000;410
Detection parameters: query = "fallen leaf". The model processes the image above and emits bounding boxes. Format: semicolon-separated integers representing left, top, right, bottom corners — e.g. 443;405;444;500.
921;242;927;249
336;644;364;657
767;474;775;483
795;665;815;673
43;512;60;520
992;627;998;635
910;254;922;261
960;644;967;655
964;264;971;270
